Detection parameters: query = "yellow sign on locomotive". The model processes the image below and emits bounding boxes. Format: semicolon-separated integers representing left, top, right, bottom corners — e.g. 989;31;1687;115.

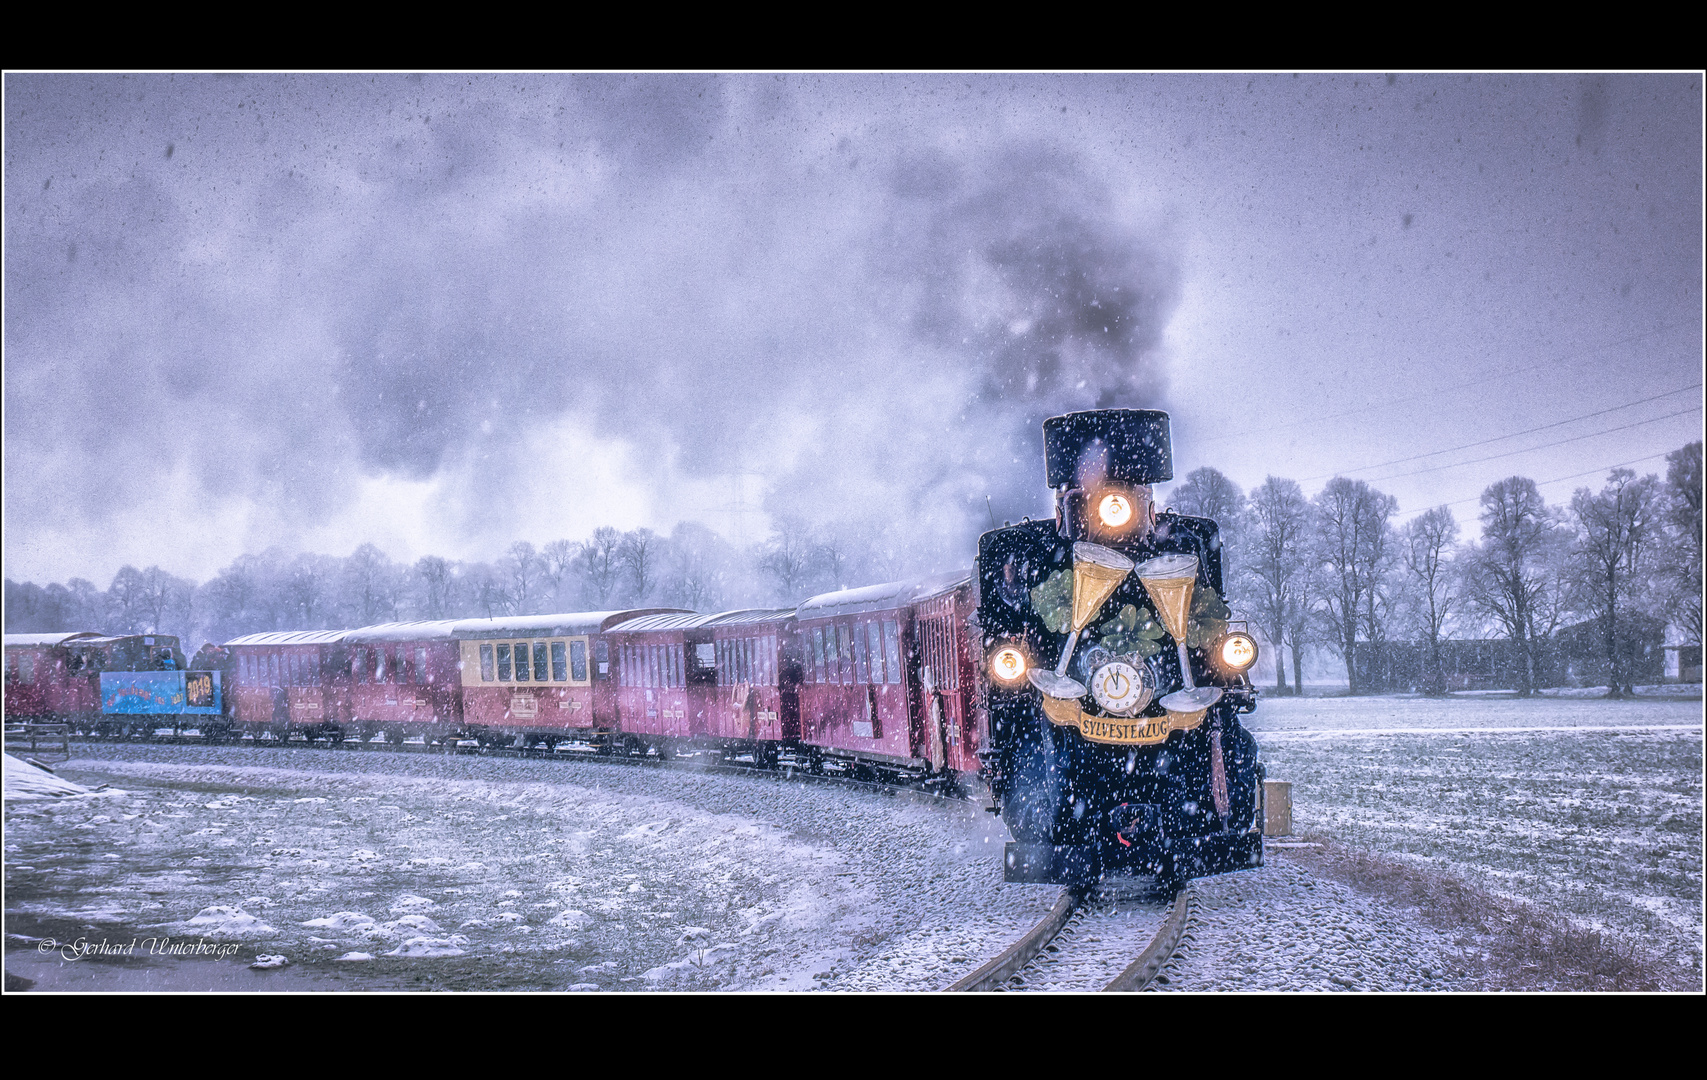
1038;692;1206;746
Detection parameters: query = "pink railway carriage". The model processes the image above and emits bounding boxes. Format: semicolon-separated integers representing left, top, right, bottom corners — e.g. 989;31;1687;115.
793;571;982;778
454;610;686;748
340;621;466;744
225;629;362;741
5;632;190;734
601;609;798;760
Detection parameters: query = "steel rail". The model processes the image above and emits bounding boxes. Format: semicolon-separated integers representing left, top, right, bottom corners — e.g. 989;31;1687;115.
943;888;1083;992
1104;883;1195;992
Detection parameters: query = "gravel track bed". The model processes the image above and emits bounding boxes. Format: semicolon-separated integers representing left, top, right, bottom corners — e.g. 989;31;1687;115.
1151;849;1475;992
1002;896;1170;992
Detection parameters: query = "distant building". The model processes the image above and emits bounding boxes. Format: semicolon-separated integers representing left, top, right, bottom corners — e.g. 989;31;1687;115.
1357;614;1667;692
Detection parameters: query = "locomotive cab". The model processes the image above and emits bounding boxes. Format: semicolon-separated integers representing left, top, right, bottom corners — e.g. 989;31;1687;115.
978;409;1265;889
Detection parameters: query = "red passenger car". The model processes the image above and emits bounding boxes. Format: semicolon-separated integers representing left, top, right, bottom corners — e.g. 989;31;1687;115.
603;609;796;760
340;621;465;744
224;630;356;741
793;572;980;778
455;610;684;748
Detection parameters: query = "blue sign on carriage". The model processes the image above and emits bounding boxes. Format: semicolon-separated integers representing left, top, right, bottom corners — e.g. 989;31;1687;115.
100;670;222;715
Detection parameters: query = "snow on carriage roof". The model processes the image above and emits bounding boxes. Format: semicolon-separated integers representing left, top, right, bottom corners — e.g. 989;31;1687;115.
795;571;971;620
225;630;351;646
4;632;105;647
707;608;797;627
343;620;462;643
603;609;795;634
449;609;691;639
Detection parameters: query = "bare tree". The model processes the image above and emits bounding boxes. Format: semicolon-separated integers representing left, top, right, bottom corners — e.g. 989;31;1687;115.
1661;441;1704;652
580;527;624;607
1312;477;1398;694
504;541;542;614
662;522;732;611
1401;507;1459;696
414;556;458;620
1169;466;1247;581
1466;477;1568;696
282;554;338;629
758;515;815;604
540;540;579;609
1571;468;1664;698
463;563;513;619
618;529;660;605
1243;476;1310;694
342;543;403;627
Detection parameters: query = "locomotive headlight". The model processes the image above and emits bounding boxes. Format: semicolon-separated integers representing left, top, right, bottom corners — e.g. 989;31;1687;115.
1097;492;1133;529
989;645;1029;684
1214;632;1259;675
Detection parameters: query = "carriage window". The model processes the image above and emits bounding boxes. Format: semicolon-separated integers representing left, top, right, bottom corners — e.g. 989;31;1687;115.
20;653;35;684
514;643;530;682
270;653;281;686
497;644;513;681
534;642;549;683
416;647;429;684
716;640;727;686
764;635;776;685
883;620;901;684
552;642;568;681
810;627;825;684
480;644;495;681
854;626;870;684
867;622;884;684
570;640;587;681
353;651;366;683
824;625;838;683
839;624;855;685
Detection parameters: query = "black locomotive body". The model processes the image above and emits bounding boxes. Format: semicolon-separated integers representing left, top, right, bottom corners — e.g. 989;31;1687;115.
977;409;1264;888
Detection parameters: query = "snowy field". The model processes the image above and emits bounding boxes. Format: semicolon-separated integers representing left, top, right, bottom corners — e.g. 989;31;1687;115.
4;688;1699;993
1246;691;1704;983
4;745;1057;992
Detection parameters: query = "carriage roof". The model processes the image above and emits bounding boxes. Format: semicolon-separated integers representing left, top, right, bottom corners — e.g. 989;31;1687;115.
795;571;971;621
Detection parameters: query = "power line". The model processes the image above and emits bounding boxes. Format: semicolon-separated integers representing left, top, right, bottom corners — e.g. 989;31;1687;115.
1396;448;1685;519
1196;318;1695;446
1361;404;1702;484
1299;383;1703;483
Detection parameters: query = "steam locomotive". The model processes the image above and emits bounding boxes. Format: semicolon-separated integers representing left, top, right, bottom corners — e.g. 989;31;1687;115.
976;409;1265;887
4;410;1264;890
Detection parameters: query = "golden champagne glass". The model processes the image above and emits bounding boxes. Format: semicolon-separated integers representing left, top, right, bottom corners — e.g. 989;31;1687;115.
1029;542;1133;700
1135;553;1224;718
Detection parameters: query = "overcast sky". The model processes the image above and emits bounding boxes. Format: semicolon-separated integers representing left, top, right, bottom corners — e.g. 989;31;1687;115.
4;73;1702;586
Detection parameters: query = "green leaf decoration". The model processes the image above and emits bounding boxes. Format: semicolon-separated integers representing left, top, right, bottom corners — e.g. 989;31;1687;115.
1097;604;1165;658
1186;585;1232;648
1030;568;1074;634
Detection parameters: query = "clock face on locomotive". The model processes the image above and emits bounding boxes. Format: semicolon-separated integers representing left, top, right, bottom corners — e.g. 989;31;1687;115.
977;409;1266;887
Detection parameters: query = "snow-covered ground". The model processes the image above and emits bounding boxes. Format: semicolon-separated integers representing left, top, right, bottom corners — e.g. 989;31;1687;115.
5;744;1057;991
1246;692;1703;984
4;689;1699;992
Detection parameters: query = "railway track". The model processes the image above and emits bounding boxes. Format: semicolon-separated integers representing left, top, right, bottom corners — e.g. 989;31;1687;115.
13;728;977;809
945;880;1197;992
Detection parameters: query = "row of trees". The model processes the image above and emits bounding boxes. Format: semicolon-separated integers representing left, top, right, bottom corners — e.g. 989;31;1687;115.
8;441;1701;698
1173;440;1702;698
4;516;915;652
